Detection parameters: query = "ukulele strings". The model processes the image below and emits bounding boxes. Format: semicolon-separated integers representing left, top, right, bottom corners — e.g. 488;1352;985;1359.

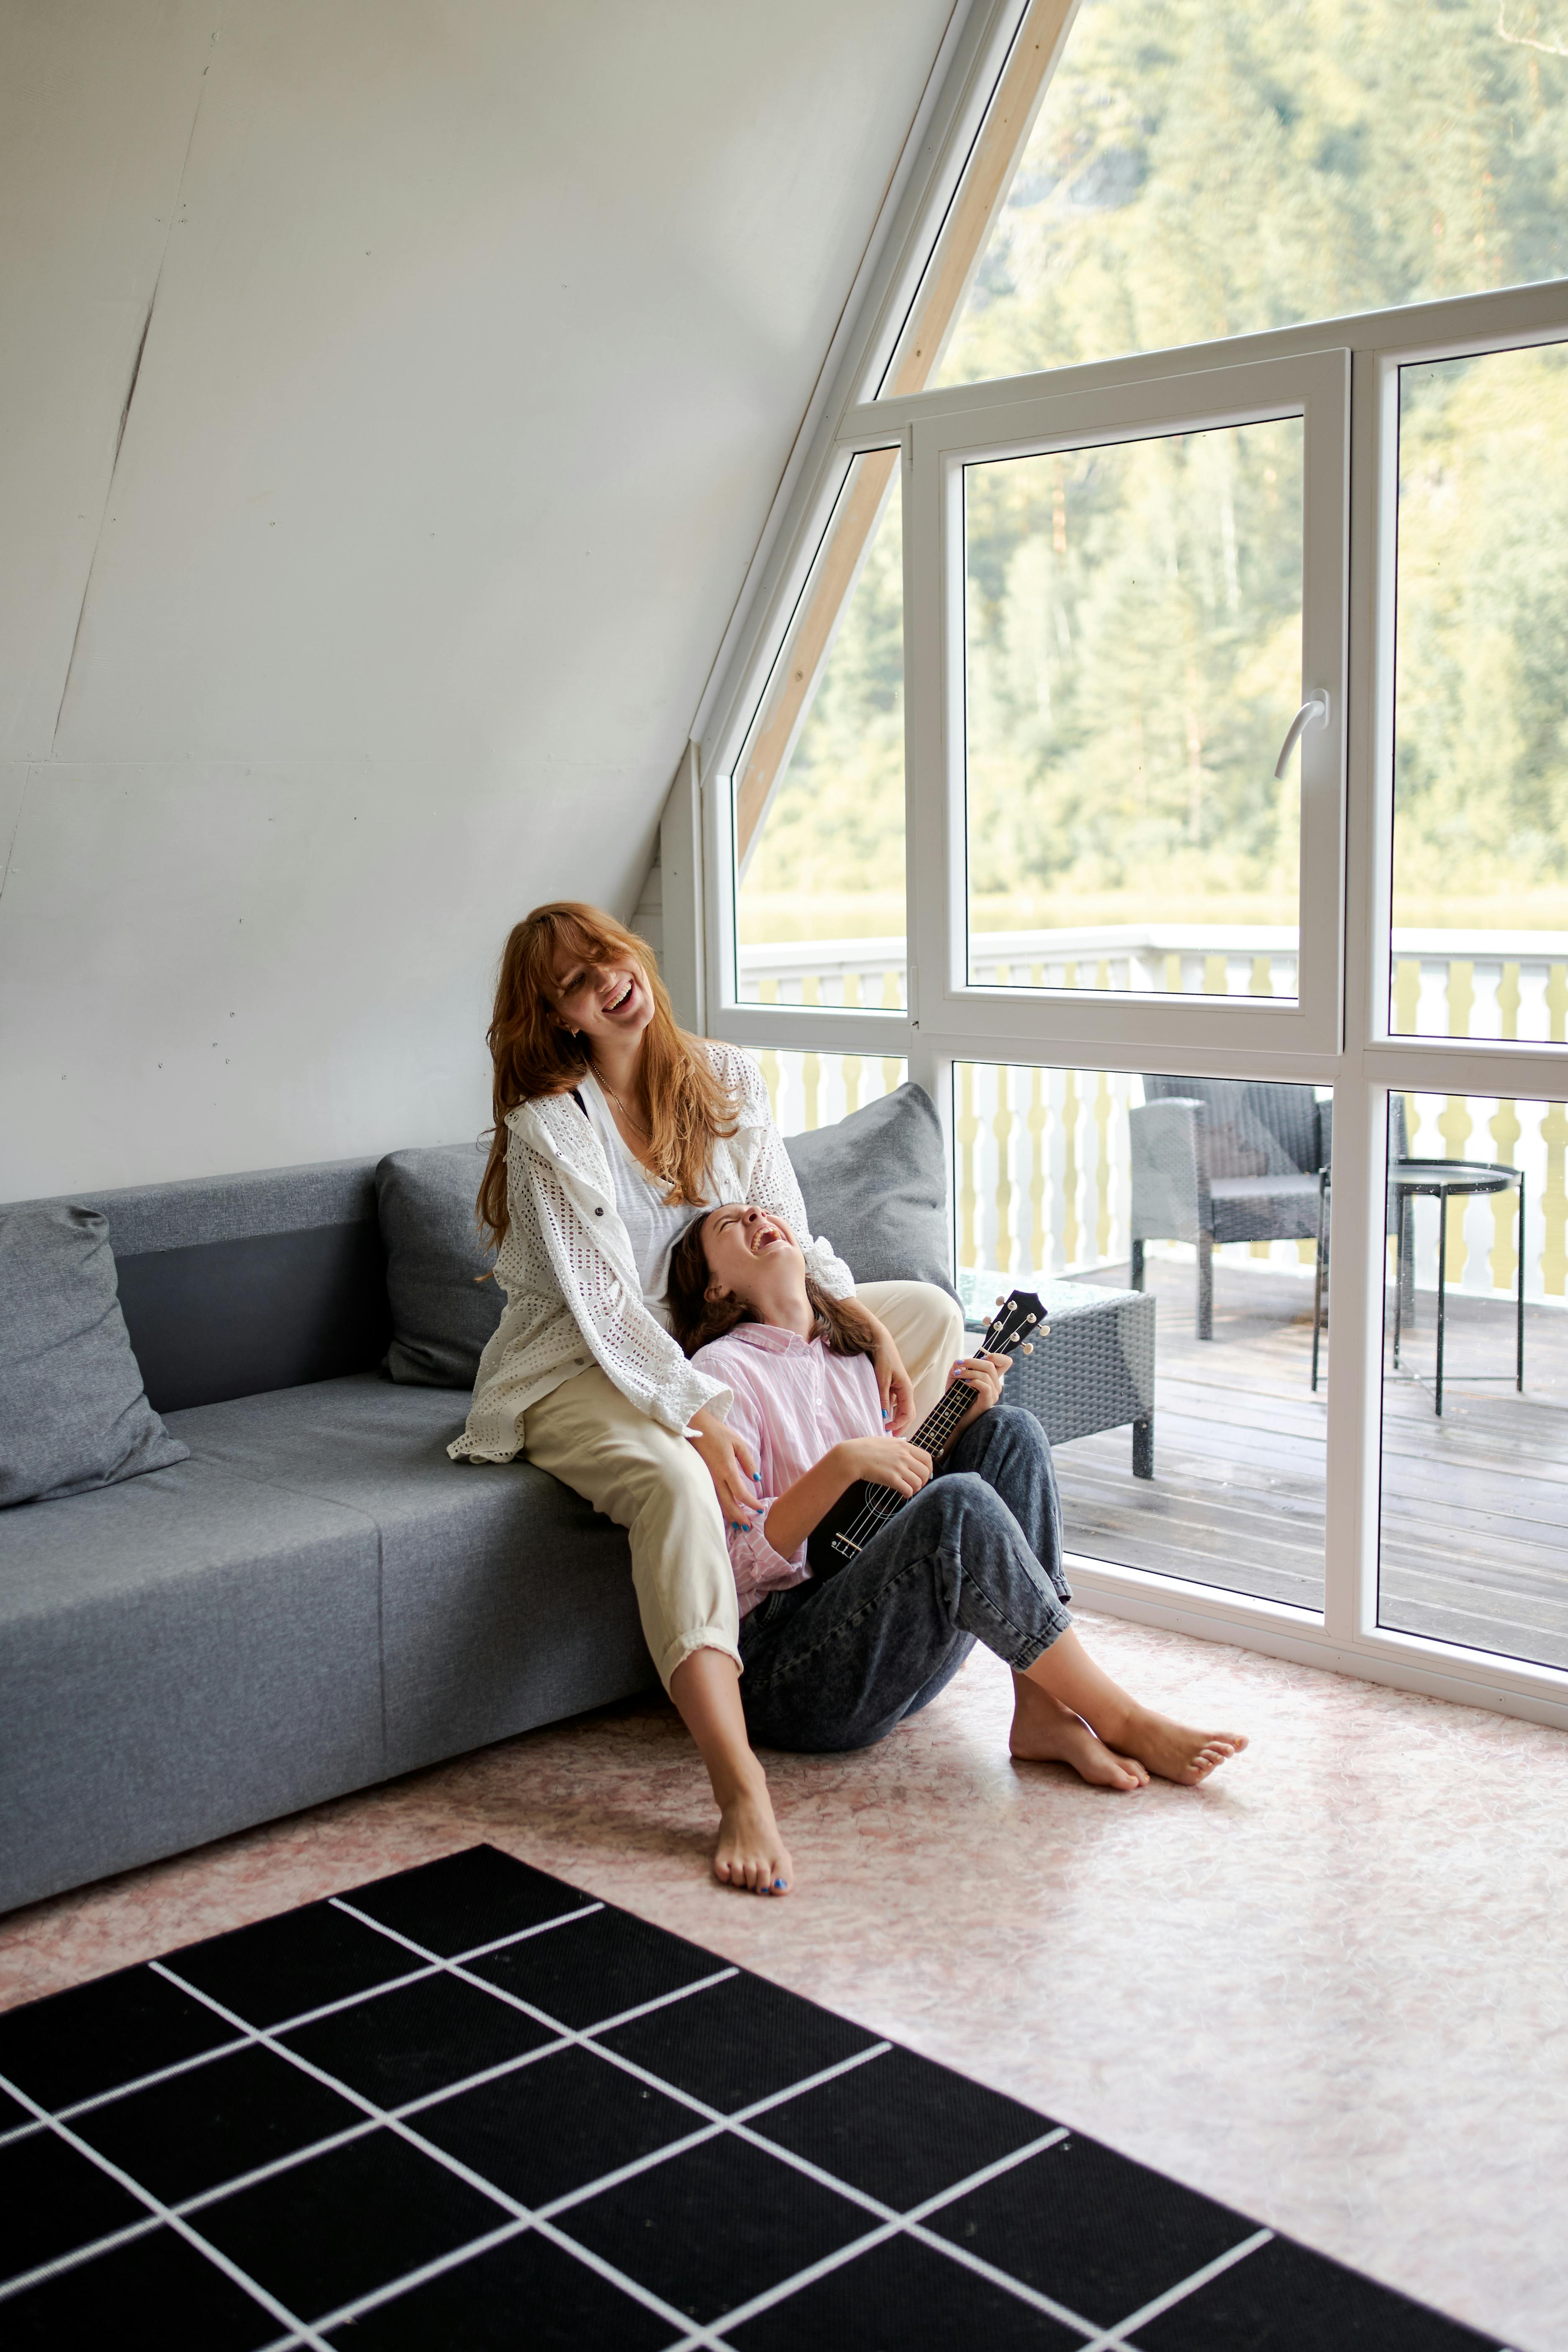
837;1385;977;1548
835;1315;1014;1551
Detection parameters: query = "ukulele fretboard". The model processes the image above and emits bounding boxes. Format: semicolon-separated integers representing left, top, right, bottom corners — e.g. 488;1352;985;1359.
829;1294;1042;1560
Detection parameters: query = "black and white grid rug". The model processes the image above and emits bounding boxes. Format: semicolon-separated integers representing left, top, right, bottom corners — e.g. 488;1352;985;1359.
0;1845;1505;2350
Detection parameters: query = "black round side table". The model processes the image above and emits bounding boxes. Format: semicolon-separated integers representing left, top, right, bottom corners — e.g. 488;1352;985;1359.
1315;1160;1526;1416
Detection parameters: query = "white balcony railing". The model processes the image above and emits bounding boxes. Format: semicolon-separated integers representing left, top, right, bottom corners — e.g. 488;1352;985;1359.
740;927;1568;1306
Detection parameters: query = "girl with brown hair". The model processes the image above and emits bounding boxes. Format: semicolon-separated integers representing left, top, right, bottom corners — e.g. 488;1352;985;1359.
665;1202;1248;1795
450;901;965;1895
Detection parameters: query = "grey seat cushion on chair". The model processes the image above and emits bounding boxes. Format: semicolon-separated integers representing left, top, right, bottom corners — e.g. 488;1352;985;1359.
377;1142;503;1387
0;1204;189;1506
1208;1171;1323;1245
784;1083;957;1298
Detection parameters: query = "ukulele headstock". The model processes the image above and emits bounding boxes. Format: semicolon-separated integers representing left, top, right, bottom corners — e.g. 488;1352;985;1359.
976;1288;1048;1360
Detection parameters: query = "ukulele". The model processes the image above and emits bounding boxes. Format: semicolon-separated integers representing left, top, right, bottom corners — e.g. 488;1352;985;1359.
804;1289;1048;1579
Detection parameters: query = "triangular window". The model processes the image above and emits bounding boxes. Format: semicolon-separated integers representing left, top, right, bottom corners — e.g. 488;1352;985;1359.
910;0;1568;392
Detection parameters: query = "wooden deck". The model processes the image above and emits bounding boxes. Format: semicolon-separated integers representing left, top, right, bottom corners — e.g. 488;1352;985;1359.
1048;1256;1568;1671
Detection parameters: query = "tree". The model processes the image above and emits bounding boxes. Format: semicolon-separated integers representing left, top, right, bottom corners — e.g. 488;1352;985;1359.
741;0;1568;946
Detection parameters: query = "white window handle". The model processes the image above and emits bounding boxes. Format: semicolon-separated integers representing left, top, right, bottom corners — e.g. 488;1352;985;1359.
1273;690;1330;779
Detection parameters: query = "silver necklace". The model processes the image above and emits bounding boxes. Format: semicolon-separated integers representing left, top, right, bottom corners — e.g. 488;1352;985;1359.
593;1067;650;1139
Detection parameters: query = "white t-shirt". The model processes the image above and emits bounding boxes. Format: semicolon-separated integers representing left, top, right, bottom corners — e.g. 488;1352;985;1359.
577;1073;706;1324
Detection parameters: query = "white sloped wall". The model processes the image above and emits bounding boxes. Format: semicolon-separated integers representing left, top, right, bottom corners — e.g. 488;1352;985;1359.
0;0;955;1196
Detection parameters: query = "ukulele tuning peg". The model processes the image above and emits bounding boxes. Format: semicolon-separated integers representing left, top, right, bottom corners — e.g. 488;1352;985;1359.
995;1294;1006;1306
1021;1342;1034;1355
1024;1315;1037;1326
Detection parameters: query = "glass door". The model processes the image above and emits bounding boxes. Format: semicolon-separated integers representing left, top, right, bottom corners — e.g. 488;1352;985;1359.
905;349;1350;1060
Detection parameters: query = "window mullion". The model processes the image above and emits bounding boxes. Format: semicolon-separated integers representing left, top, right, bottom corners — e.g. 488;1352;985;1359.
1320;1086;1383;1647
1325;340;1394;1654
904;423;950;1042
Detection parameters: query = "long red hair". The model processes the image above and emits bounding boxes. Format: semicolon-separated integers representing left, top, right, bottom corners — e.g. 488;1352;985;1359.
477;901;738;1249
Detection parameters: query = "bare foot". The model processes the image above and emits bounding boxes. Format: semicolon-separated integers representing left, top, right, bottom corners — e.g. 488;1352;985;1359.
1097;1701;1248;1787
1009;1681;1148;1792
713;1769;794;1895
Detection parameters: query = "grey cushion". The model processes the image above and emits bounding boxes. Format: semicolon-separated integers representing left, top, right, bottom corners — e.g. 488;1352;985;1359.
169;1374;654;1775
376;1142;503;1387
0;1369;657;1914
785;1082;957;1299
0;1204;188;1507
0;1449;382;1913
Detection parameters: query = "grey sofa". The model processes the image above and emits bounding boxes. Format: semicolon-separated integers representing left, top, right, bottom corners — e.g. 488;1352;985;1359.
1;1081;958;1918
0;1157;654;1918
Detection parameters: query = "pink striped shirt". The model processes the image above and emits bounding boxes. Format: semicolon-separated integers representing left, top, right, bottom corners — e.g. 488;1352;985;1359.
690;1322;885;1615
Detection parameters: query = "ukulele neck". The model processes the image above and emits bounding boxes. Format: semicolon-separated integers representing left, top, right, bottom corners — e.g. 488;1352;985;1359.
908;1380;975;1464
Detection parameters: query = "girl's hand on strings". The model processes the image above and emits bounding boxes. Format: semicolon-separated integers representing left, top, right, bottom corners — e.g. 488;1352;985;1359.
947;1352;1009;1409
830;1436;933;1497
939;1351;1010;1445
689;1408;761;1531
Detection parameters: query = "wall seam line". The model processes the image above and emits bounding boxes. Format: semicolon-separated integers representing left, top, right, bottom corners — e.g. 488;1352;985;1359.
46;0;228;760
0;765;33;906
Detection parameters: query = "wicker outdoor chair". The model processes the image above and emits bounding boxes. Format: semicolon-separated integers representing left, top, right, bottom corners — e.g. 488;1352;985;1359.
1129;1077;1327;1340
1130;1080;1411;1342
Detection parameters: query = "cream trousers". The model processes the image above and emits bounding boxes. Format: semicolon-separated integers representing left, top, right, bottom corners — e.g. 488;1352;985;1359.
521;1280;967;1690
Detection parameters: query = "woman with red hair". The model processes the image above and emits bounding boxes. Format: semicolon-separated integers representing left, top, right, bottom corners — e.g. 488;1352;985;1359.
452;901;963;1897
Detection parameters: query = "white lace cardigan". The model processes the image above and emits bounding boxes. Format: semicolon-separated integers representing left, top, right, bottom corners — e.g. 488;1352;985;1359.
450;1041;855;1463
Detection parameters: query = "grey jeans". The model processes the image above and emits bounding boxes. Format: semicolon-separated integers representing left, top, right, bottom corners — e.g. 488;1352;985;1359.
738;1404;1073;1753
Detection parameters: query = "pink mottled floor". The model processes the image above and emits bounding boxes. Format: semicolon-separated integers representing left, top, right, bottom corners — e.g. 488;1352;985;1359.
3;1613;1563;2350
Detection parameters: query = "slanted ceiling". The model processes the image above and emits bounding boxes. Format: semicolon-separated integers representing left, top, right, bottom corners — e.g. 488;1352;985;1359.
0;0;957;1197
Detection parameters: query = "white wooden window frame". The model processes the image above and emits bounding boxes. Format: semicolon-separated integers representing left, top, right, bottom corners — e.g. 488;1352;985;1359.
696;221;1568;1729
906;348;1349;1060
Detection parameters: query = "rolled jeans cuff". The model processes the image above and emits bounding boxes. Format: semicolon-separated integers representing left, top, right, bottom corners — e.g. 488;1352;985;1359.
957;1554;1072;1674
1007;1611;1072;1674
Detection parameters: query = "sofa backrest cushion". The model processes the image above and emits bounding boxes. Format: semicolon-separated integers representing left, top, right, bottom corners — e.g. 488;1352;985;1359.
784;1082;957;1299
26;1158;393;1413
376;1143;501;1388
0;1203;190;1505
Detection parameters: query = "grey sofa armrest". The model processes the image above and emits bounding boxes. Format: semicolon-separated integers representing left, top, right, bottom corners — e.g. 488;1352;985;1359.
1129;1098;1209;1245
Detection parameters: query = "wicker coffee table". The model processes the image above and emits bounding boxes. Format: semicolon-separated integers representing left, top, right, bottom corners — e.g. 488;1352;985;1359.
964;1277;1156;1478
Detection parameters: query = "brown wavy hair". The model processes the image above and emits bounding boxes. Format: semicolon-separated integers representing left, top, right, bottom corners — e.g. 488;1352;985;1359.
666;1210;873;1361
477;902;738;1250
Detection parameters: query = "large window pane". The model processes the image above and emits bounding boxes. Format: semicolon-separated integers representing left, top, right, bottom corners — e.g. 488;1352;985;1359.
1377;1088;1568;1668
1391;342;1568;1042
927;0;1568;391
734;454;906;1007
760;1048;907;1138
965;421;1304;994
955;1060;1330;1609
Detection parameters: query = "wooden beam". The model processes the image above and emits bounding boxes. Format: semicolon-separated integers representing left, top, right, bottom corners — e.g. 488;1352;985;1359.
734;0;1078;870
734;447;898;866
887;0;1079;397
